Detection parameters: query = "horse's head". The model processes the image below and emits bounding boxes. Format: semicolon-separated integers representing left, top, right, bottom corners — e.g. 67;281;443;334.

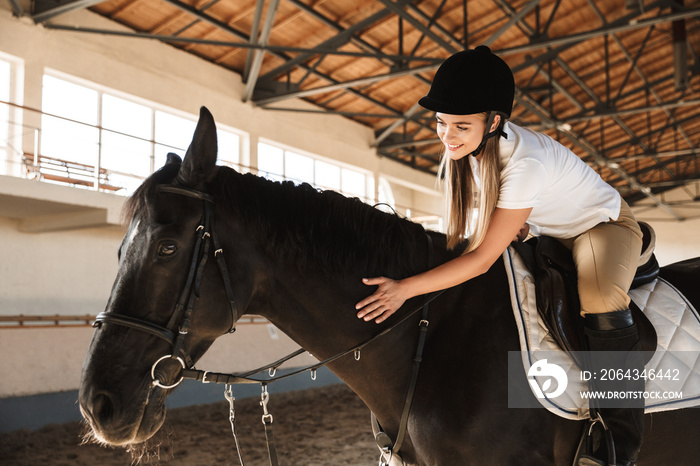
79;107;247;446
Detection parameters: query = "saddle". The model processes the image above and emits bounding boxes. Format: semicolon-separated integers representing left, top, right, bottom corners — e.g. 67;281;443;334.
511;222;658;369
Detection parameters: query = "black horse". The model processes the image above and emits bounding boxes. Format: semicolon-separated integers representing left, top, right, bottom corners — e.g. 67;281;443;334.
79;107;700;465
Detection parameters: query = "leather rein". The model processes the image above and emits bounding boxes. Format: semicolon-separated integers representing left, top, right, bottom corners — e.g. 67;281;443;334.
92;184;443;466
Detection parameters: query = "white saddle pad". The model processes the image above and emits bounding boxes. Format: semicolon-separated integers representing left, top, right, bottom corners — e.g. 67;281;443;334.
503;246;700;420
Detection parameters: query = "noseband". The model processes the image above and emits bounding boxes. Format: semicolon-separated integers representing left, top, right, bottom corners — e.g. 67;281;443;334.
93;184;239;388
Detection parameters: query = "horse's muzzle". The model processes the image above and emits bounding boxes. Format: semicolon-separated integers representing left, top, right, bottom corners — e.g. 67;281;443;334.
79;382;166;446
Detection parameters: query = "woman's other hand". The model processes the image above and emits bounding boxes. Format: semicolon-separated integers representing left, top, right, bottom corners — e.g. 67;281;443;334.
355;277;408;324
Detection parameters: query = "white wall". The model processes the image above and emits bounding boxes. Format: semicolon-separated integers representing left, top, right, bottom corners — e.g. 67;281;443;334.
0;217;119;316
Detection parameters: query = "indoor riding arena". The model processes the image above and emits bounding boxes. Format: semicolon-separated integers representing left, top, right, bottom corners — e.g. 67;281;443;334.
1;1;699;465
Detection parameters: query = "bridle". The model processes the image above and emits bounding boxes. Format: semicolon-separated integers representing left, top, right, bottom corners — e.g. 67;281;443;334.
92;183;444;466
94;184;239;388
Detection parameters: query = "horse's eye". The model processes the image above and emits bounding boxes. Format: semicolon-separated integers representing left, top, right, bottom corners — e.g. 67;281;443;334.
157;243;177;258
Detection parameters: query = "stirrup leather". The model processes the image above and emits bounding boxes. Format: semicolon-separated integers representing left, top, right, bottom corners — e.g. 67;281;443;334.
575;412;617;466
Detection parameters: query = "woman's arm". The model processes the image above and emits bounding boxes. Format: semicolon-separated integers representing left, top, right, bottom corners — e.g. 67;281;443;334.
356;206;532;323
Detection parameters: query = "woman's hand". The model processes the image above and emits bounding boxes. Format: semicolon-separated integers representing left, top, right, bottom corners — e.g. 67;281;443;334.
355;277;408;324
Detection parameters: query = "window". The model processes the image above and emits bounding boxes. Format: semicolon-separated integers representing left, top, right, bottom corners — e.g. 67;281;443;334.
341;168;366;199
0;57;12;175
257;142;284;182
38;73;244;194
217;129;241;168
0;54;25;177
257;140;394;208
154;110;195;169
284;151;313;186
101;94;153;192
315;160;340;191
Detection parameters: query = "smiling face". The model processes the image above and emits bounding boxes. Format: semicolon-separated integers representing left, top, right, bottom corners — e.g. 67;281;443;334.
436;112;499;161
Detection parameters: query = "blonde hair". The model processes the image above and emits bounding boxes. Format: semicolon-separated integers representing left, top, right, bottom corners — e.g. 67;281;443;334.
439;113;504;253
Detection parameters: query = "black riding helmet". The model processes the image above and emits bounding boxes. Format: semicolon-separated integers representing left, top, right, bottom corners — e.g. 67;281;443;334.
419;45;515;156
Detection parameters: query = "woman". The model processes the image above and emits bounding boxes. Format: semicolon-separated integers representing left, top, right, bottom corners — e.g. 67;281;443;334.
356;46;644;466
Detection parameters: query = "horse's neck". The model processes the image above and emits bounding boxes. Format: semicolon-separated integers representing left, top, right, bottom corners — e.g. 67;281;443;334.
257;266;420;413
251;254;518;455
259;267;385;356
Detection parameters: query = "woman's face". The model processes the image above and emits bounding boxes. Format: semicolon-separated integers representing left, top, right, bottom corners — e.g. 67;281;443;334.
435;112;490;161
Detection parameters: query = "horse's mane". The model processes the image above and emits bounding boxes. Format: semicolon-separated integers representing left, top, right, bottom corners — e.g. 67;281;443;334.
217;167;430;278
124;163;433;279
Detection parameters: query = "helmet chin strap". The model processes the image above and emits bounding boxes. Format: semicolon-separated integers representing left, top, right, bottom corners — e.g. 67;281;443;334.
468;111;507;158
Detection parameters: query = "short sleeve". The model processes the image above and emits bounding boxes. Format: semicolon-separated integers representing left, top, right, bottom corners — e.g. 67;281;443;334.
497;158;547;209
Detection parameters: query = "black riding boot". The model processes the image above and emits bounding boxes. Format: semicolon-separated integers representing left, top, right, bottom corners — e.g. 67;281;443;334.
578;309;645;466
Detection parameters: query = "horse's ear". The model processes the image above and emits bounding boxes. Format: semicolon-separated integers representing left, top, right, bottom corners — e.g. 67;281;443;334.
176;106;218;188
166;152;182;165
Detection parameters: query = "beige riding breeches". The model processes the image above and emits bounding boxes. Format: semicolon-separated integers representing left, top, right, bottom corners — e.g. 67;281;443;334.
556;199;643;315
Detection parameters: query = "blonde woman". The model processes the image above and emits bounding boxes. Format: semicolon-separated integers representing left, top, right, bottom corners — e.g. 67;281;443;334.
356;46;644;466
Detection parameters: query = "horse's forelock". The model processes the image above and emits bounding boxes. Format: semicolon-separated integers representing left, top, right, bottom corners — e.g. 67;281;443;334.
122;163;182;225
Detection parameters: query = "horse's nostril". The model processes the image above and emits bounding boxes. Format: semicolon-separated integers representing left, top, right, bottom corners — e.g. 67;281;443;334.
92;392;116;424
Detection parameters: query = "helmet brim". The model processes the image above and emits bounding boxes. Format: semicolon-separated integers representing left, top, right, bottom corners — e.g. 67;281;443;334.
418;96;487;116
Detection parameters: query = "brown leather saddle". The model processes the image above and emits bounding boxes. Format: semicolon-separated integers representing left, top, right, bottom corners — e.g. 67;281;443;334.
511;222;658;369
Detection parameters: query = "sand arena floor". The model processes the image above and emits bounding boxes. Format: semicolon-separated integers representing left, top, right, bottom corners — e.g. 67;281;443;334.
1;384;378;465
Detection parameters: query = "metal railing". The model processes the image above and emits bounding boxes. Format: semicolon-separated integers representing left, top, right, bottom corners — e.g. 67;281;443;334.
1;99;187;194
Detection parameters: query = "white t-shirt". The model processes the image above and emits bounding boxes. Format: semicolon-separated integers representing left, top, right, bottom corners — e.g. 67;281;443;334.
481;121;621;239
